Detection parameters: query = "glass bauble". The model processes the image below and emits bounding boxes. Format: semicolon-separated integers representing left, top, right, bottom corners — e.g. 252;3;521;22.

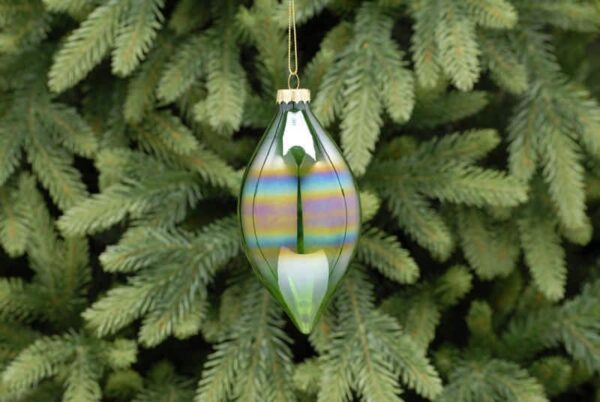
239;89;361;333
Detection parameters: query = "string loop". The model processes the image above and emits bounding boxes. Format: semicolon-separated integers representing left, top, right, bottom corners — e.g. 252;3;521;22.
288;0;300;89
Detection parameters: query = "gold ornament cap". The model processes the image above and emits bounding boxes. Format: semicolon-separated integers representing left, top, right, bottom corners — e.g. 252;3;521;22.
276;88;311;103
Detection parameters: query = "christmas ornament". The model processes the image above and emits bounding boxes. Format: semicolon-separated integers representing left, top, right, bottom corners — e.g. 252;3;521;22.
238;0;361;333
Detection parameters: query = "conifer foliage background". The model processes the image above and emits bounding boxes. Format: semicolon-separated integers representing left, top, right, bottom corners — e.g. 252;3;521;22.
0;0;600;401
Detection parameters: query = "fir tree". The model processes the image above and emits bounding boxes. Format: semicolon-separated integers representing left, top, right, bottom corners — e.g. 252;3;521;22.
0;0;600;401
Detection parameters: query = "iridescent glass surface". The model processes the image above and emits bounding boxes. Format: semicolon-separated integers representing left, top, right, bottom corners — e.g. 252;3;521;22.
239;100;361;333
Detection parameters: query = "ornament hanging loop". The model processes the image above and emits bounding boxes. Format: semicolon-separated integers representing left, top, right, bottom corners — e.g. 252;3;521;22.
288;72;300;89
287;0;300;89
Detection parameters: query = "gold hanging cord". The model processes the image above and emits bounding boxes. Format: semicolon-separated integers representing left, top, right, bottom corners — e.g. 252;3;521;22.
288;0;300;89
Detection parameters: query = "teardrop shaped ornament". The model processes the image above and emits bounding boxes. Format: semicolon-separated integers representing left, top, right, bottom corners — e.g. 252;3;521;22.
239;89;361;334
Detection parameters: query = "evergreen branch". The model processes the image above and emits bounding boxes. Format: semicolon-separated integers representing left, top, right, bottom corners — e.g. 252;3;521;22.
33;235;93;325
104;369;143;400
0;321;40;367
529;356;574;398
48;0;130;92
320;268;442;401
436;0;480;90
102;339;138;370
82;282;161;338
0;7;50;53
500;280;600;370
479;31;528;94
414;164;527;207
381;291;441;350
373;162;527;207
518;193;566;301
434;265;474;307
137;275;205;347
338;3;400;175
57;184;136;235
316;334;353;402
508;94;539;181
303;23;352;92
234;310;295;402
63;349;102;402
168;0;210;36
100;227;193;273
124;35;173;123
42;0;94;15
0;278;32;321
194;30;246;134
464;0;517;29
133;362;194;402
58;170;202;235
359;190;381;222
17;174;58;268
197;281;295;402
172;294;207;341
312;55;349;126
197;334;246;402
36;102;98;157
144;112;199;155
303;48;336;97
556;280;600;371
457;208;519;280
409;91;489;128
0;183;28;257
512;28;564;88
84;217;239;339
0;129;23;186
330;273;402;402
131;125;240;192
378;325;443;399
275;0;332;26
294;359;322;395
377;41;414;124
0;0;41;21
438;358;549;402
560;215;593;246
1;335;74;397
466;300;498;349
156;33;208;103
202;282;246;343
26;129;88;210
538;125;586;230
356;226;419;283
1;334;135;401
520;1;600;32
112;0;164;77
410;0;441;87
340;54;382;176
562;86;600;160
409;129;499;163
237;3;287;95
385;189;454;260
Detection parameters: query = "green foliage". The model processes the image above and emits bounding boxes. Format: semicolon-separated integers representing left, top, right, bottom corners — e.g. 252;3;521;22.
382;265;473;350
197;279;295;402
2;333;136;402
48;0;129;92
438;358;548;402
457;207;519;280
314;3;414;175
0;0;599;401
133;362;194;402
83;216;239;346
318;267;442;402
356;226;419;283
366;129;526;260
112;0;165;77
